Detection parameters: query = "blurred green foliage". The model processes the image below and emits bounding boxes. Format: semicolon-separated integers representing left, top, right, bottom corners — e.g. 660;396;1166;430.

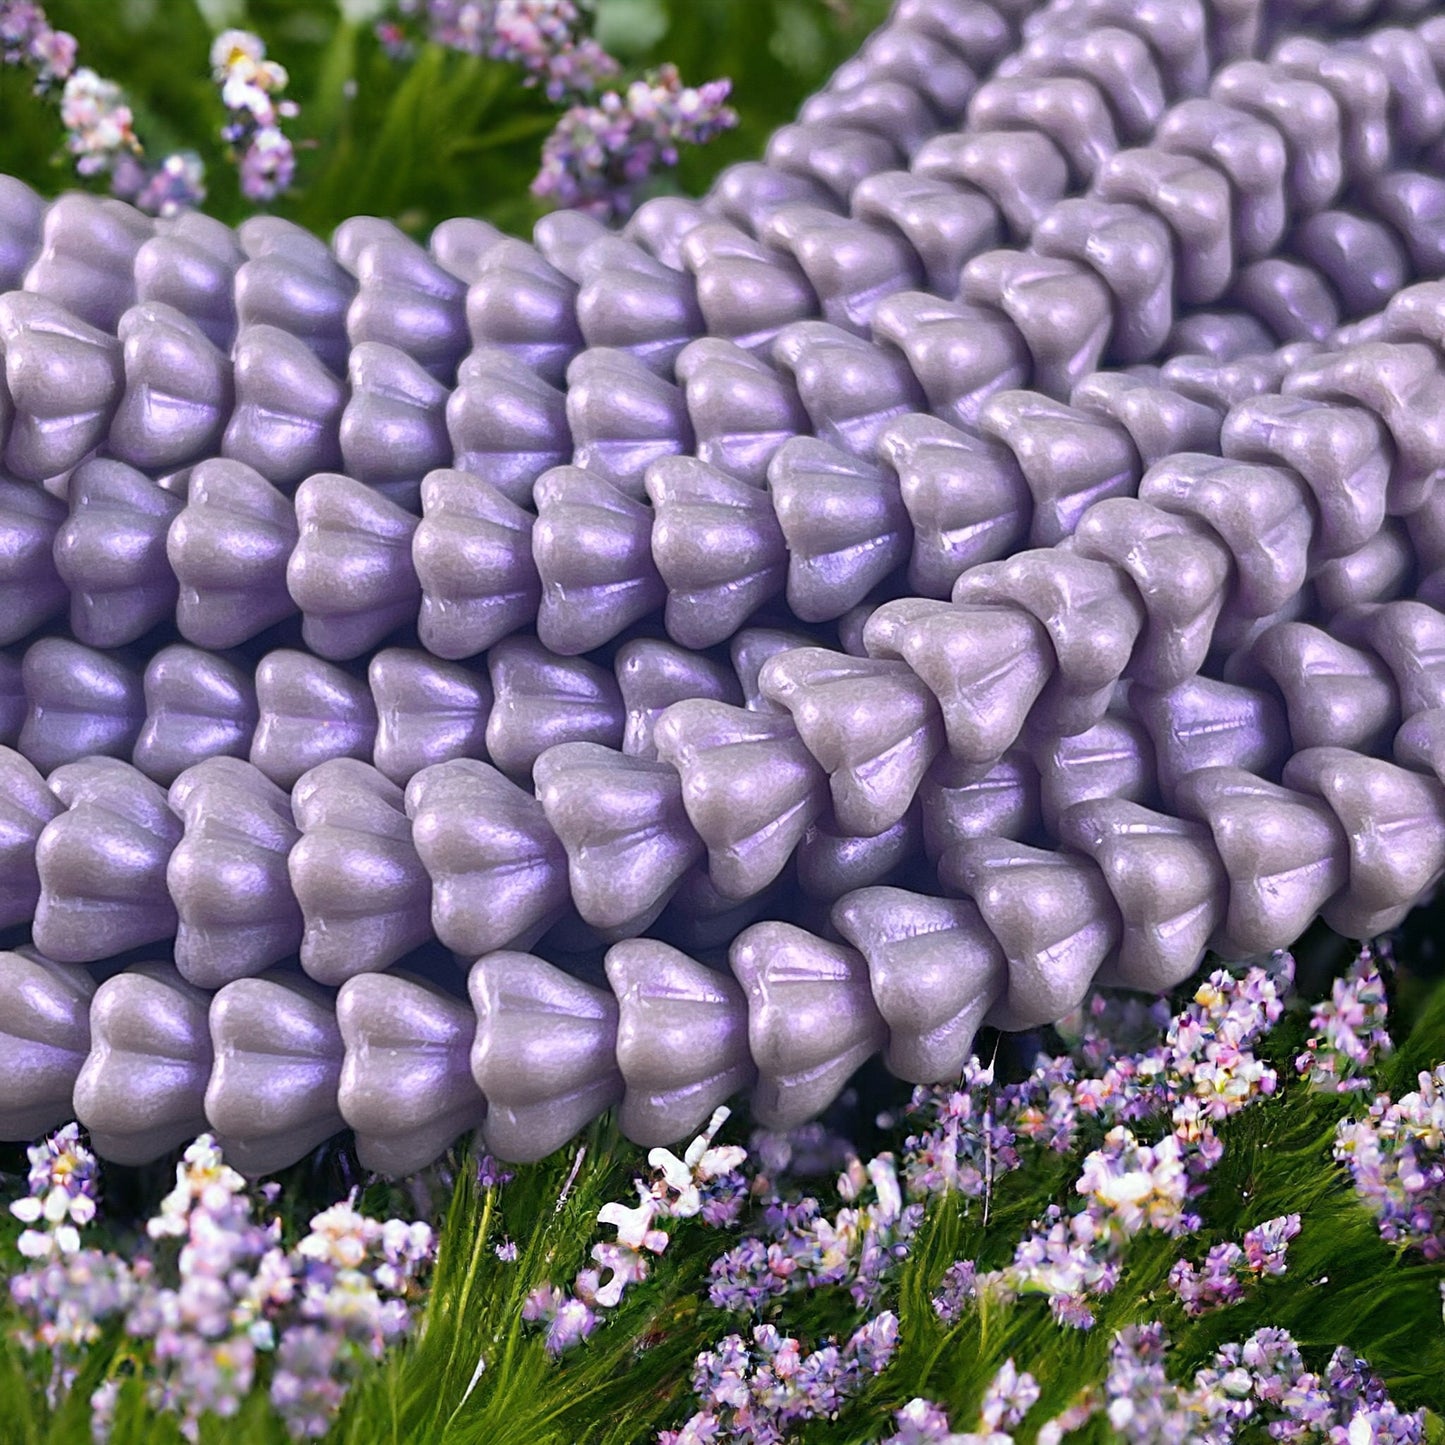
0;0;891;239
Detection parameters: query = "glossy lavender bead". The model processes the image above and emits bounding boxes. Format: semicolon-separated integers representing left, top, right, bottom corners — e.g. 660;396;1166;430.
12;6;1445;1174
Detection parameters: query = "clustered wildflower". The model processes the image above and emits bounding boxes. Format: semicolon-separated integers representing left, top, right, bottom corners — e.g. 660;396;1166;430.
377;0;733;220
210;28;299;202
918;960;1293;1330
124;150;208;219
1131;1324;1423;1444
708;1152;923;1314
380;0;619;99
524;1105;749;1356
489;0;620;100
882;1326;1422;1445
533;64;736;219
1336;1062;1445;1259
9;1122;100;1261
1296;946;1394;1092
58;67;140;178
6;1130;433;1441
882;1360;1040;1444
1;0;204;211
0;0;75;91
661;1313;900;1445
5;1125;128;1407
1167;1214;1301;1316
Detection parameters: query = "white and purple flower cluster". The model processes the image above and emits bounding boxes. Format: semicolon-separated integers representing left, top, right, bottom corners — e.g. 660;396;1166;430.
1100;1323;1422;1444
210;28;300;204
708;1151;923;1315
523;1104;749;1353
917;960;1291;1331
635;949;1427;1439
0;0;206;214
1297;948;1396;1094
1167;1213;1301;1317
878;1320;1424;1443
1336;1061;1445;1262
662;1313;900;1445
7;1131;434;1441
532;63;736;220
0;0;75;91
883;1359;1039;1445
381;0;620;98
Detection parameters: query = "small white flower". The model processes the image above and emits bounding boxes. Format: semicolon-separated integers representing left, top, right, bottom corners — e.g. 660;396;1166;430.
648;1107;746;1218
210;27;265;75
1348;1411;1377;1445
867;1155;903;1226
221;73;275;121
17;1229;53;1259
588;1241;650;1307
10;1197;42;1225
598;1190;665;1251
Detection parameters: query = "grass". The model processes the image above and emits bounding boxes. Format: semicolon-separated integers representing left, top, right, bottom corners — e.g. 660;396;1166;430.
3;948;1444;1443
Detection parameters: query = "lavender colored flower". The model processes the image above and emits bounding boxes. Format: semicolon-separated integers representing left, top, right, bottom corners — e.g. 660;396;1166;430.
847;1310;899;1374
10;1248;136;1405
130;150;207;218
1077;1127;1193;1239
533;64;736;220
1103;1324;1201;1442
1166;961;1289;1124
0;0;45;61
1169;1242;1248;1316
1336;1064;1445;1259
698;1171;749;1229
6;1128;431;1438
547;1296;601;1354
27;20;72;86
877;1362;1038;1444
9;1121;100;1261
59;67;139;175
708;1236;794;1313
902;1059;1023;1200
931;1259;978;1325
476;1153;515;1189
489;0;619;101
1189;1328;1426;1443
668;1314;899;1443
1171;1212;1305;1321
379;0;619;99
707;1149;918;1314
271;1324;347;1440
89;1378;120;1442
0;0;73;89
980;1358;1040;1431
212;28;298;202
881;1397;954;1444
1297;948;1394;1093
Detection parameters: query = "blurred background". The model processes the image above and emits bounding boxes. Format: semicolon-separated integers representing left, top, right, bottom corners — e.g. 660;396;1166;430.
0;0;893;236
